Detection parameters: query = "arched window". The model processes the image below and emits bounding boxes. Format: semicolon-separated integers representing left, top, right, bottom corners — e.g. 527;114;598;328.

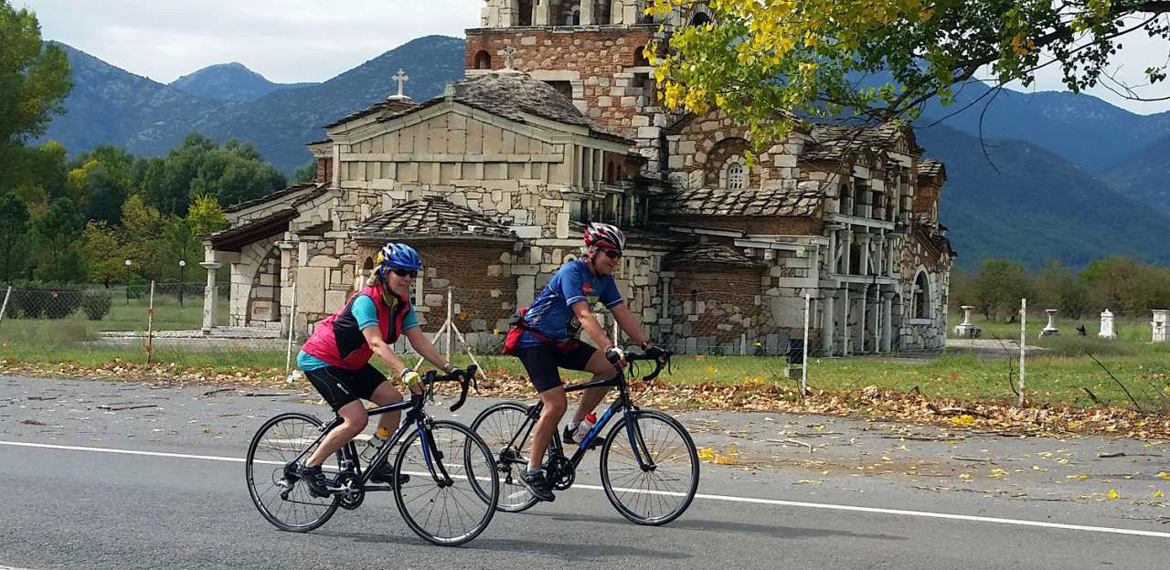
690;12;712;27
474;50;491;70
570;8;581;25
727;162;745;190
913;272;931;319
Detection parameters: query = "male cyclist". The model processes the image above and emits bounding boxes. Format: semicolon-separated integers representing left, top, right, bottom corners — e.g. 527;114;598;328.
507;222;661;501
295;243;461;497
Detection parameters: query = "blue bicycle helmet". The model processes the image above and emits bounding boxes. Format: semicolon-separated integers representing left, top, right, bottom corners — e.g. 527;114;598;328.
375;243;423;279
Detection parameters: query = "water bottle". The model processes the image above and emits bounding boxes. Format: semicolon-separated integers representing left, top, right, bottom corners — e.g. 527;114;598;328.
359;426;391;463
574;413;597;442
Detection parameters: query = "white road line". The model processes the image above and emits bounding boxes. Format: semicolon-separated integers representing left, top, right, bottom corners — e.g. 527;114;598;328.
4;439;1170;539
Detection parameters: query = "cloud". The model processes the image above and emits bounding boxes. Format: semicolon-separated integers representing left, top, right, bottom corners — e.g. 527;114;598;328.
20;0;480;84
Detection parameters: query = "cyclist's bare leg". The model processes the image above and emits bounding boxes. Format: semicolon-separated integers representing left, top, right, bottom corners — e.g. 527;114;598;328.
570;350;618;423
527;385;567;471
305;400;368;467
368;381;404;434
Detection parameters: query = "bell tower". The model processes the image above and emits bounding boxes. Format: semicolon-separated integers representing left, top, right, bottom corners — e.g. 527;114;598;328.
467;1;680;175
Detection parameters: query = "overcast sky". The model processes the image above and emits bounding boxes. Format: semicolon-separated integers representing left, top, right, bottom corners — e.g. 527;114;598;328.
19;0;1170;114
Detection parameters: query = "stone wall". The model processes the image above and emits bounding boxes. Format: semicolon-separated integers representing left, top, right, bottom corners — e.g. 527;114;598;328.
247;245;282;325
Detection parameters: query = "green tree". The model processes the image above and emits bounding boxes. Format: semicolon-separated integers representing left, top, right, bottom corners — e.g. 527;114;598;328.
0;1;72;192
80;220;124;286
291;158;317;185
647;1;1170;147
30;197;83;282
65;145;137;224
0;194;30;281
1036;260;1089;319
974;259;1033;322
120;194;166;280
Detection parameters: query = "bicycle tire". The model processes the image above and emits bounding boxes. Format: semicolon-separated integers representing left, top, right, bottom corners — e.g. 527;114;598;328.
393;420;498;546
469;401;541;513
245;412;340;532
599;409;699;526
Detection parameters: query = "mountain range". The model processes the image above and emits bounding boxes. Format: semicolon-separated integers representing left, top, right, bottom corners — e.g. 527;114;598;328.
35;36;1170;270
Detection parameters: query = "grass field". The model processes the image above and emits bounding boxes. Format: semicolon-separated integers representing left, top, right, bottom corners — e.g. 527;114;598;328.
2;308;1168;410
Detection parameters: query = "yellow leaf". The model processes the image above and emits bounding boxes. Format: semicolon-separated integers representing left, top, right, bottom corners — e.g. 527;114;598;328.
1154;490;1164;498
1106;489;1121;500
1057;458;1070;465
697;447;715;461
952;415;975;427
989;468;1008;479
959;473;972;481
1070;473;1090;481
794;479;822;485
1159;471;1170;480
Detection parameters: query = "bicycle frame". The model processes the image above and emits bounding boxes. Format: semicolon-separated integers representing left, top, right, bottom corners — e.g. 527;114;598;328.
506;370;658;474
288;393;451;490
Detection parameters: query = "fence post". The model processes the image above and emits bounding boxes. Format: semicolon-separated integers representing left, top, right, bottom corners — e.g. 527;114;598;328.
1018;298;1027;407
0;286;11;327
146;281;156;364
285;281;298;374
802;293;811;397
445;287;454;363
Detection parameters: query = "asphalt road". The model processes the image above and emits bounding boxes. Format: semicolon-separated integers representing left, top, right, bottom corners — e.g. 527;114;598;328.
1;376;1167;569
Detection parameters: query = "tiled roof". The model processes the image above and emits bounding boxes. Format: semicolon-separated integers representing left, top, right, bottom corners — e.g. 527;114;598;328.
663;243;765;268
656;187;823;217
222;183;320;214
800;124;907;162
567;221;678;249
325;98;418;129
350;196;515;242
917;159;946;179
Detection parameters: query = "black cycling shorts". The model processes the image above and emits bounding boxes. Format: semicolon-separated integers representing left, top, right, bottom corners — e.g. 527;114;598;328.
516;341;596;393
304;364;388;411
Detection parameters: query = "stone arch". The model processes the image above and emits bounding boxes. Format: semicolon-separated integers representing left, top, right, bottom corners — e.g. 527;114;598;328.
690;11;711;27
912;268;931;319
720;155;747;190
474;50;492;70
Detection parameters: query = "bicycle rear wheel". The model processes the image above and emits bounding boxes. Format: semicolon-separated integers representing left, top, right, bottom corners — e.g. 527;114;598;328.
393;420;498;546
599;409;699;526
245;412;340;532
469;401;540;513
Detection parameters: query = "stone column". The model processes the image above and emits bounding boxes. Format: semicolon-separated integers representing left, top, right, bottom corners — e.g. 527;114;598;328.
821;291;836;356
858;285;868;352
842;287;851;355
887;235;896;277
535;0;551;25
881;291;894;352
581;0;594;24
827;230;838;275
201;261;223;332
841;228;853;274
870;288;881;352
856;233;871;276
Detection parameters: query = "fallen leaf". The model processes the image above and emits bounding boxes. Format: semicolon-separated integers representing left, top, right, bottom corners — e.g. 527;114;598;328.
794;479;822;485
989;468;1008;479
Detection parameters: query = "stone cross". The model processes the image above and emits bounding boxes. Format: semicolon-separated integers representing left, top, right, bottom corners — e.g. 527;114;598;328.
1098;309;1116;339
502;46;517;70
391;69;409;99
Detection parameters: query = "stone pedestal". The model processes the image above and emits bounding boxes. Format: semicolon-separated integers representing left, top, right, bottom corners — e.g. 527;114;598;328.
1153;310;1169;343
1098;309;1117;339
953;305;981;339
1039;309;1060;337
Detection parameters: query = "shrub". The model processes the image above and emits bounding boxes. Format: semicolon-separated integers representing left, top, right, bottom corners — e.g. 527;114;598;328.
127;274;148;300
81;291;112;321
44;287;82;319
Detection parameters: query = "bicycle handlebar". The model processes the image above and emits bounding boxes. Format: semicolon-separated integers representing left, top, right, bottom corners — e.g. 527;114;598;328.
621;350;673;382
423;365;479;412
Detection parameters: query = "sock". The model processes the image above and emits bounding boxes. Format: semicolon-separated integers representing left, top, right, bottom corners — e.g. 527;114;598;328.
567;420;581;431
527;466;542;475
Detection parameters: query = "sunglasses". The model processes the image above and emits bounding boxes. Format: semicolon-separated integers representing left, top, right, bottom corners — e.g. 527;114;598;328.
603;249;622;260
390;267;418;278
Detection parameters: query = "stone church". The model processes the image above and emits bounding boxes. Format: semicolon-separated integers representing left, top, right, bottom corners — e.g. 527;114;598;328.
201;0;954;356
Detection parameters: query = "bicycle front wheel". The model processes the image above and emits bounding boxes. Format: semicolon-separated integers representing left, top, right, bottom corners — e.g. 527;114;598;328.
600;409;699;526
393;420;498;546
245;412;340;532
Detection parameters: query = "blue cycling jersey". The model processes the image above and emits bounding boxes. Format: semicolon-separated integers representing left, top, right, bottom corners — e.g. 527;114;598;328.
517;259;624;349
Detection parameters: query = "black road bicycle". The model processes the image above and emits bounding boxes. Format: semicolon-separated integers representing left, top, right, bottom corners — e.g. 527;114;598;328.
469;351;699;525
245;366;499;546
